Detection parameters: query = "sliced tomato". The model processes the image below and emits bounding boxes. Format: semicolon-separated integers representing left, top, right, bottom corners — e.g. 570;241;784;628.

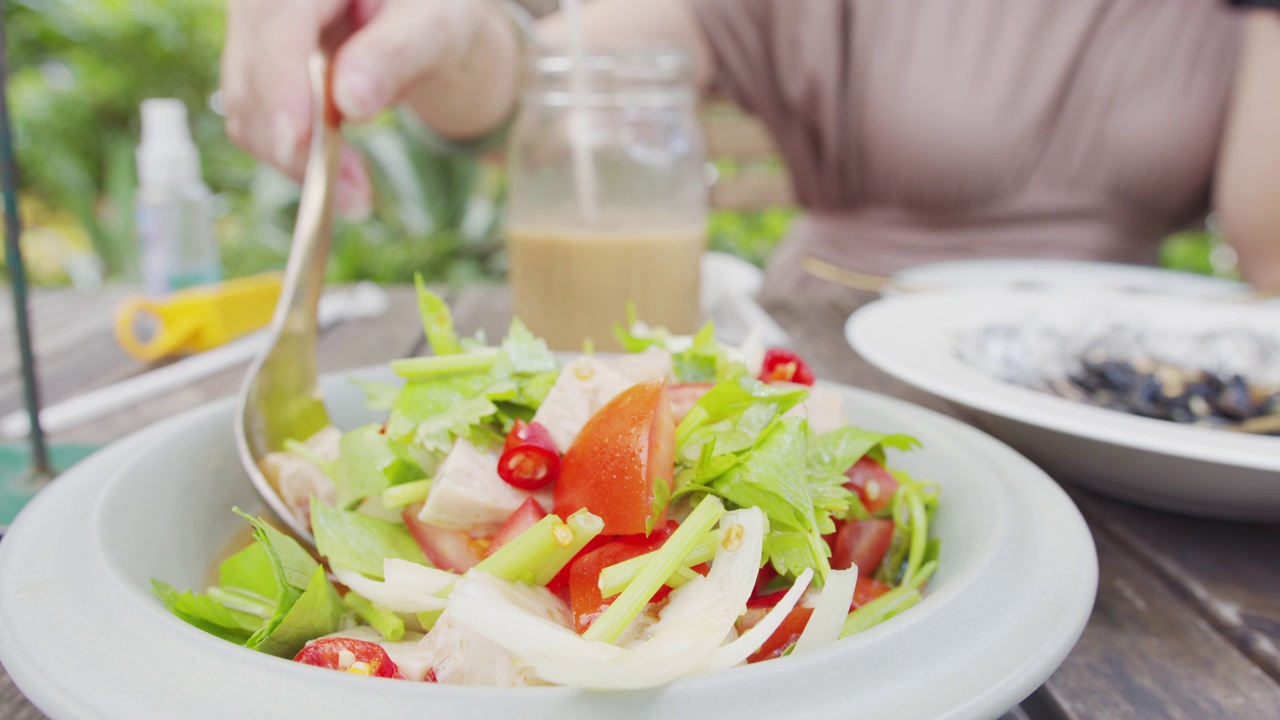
567;522;675;633
546;533;613;600
746;605;814;663
851;576;892;611
843;456;899;515
402;503;484;573
488;497;548;556
829;518;895;574
294;637;401;678
668;382;713;423
555;379;675;535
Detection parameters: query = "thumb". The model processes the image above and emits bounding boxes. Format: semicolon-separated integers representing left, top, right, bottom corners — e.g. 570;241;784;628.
333;0;483;122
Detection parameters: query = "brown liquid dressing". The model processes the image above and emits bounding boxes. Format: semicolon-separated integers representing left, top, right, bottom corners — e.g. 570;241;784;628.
508;227;705;351
202;524;259;590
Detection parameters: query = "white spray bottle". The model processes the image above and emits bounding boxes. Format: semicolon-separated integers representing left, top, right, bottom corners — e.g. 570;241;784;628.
134;99;221;293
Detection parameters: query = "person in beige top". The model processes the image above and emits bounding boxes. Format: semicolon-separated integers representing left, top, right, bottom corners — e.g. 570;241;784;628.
221;0;1280;297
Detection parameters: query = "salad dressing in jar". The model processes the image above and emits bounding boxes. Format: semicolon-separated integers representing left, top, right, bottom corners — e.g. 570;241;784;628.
507;49;708;351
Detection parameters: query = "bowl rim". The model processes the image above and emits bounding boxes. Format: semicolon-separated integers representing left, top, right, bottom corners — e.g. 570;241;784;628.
891;258;1251;298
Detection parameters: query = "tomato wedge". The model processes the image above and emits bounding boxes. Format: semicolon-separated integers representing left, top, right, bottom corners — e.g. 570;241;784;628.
555;378;675;535
567;523;676;633
746;605;814;663
843;456;899;515
851;576;892;610
488;497;548;556
402;504;485;572
668;382;712;423
294;637;401;678
829;518;895;574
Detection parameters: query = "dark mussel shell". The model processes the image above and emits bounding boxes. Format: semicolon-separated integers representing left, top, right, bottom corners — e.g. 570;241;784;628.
1063;354;1278;432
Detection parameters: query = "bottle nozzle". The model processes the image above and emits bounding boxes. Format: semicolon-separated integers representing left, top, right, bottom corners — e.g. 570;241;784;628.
136;98;201;188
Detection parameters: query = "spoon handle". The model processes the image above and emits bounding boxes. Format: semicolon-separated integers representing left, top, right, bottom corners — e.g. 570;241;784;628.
271;51;341;345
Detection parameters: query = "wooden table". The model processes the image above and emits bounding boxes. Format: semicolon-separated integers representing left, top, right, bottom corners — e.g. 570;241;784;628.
1;284;1278;720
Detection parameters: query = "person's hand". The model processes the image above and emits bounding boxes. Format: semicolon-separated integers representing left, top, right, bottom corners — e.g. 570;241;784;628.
220;0;514;218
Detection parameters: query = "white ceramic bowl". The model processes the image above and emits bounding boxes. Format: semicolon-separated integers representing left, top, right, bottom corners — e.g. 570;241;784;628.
848;289;1280;521
0;368;1097;720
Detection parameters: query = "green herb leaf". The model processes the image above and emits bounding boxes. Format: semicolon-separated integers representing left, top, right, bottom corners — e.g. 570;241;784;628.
151;580;261;643
311;500;428;579
671;321;722;383
809;426;921;475
246;565;344;657
500;318;557;375
332;424;422;509
415;274;461;355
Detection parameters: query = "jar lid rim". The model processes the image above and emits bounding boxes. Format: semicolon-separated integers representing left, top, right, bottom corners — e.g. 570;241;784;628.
528;46;692;81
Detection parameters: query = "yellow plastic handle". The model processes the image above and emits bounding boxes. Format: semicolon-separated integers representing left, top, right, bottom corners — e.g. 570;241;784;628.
113;298;202;362
112;273;283;362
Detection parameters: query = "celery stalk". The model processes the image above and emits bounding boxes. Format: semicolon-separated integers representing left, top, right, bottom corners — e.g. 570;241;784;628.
343;592;406;641
416;609;443;632
530;509;606;586
839;587;921;638
901;486;928;588
907;560;938;591
597;529;720;598
390;350;499;379
583;496;726;644
206;586;275;619
474;510;604;586
381;479;431;509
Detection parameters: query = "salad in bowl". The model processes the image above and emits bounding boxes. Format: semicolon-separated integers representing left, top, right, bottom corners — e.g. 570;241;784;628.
153;284;940;688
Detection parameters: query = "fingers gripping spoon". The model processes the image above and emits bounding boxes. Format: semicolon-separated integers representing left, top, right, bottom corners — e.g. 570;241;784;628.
235;36;345;544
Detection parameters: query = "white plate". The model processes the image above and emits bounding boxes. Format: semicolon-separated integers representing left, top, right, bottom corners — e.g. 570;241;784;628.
0;368;1096;720
847;289;1280;520
893;258;1249;299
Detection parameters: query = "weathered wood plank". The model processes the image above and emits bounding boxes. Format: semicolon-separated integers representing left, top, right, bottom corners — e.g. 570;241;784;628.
0;311;148;421
0;670;47;720
1072;490;1280;684
448;282;513;342
52;285;427;444
0;287;134;381
1035;522;1280;720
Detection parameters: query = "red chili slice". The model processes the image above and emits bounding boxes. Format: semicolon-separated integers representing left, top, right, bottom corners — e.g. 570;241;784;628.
760;348;816;386
498;420;561;490
294;637;401;678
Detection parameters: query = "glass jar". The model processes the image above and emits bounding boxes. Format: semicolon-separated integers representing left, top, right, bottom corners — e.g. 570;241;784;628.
506;48;707;351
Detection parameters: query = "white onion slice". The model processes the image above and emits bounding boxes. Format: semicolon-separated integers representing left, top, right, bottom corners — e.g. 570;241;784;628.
697;566;814;672
445;571;615;663
330;559;454;614
792;565;858;655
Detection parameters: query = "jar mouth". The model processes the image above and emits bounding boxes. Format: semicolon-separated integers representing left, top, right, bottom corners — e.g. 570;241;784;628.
526;46;693;86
